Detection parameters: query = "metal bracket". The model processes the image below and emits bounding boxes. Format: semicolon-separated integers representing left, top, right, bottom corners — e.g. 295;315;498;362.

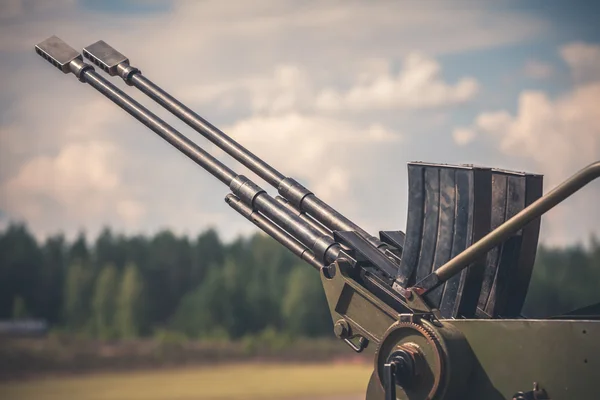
344;336;369;353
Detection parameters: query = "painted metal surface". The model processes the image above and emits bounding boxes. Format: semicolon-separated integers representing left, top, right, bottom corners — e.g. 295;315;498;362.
451;319;600;399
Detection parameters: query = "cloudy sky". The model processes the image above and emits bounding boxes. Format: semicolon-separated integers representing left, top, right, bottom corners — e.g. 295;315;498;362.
0;0;598;247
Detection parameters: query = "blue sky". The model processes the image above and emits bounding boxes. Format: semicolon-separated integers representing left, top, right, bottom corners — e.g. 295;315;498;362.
0;0;598;246
78;0;172;14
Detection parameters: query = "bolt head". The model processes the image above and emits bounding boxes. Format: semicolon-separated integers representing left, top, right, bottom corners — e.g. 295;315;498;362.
322;263;336;279
334;320;350;338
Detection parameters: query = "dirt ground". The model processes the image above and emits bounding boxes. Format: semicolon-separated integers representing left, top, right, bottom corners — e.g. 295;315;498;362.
0;363;372;400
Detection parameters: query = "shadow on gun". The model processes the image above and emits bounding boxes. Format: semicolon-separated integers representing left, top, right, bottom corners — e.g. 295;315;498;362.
34;36;600;400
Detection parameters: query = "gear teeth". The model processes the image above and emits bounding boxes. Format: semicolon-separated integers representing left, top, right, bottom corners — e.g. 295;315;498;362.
393;321;440;347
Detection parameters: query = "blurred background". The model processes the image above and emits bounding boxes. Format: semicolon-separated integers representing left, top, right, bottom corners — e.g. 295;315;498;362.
0;1;599;399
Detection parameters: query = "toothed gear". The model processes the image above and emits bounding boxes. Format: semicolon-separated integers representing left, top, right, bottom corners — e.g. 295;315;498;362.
394;321;440;345
374;320;446;400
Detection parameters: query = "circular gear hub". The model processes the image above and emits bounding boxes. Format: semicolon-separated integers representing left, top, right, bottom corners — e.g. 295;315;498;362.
374;320;444;399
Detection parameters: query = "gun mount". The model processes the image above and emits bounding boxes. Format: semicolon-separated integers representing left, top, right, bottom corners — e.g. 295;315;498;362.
35;36;600;400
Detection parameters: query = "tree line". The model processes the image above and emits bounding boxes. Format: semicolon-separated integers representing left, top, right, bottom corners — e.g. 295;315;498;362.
0;224;331;340
0;223;598;340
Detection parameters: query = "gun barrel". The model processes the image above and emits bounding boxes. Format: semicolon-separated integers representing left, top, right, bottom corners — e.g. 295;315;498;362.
36;36;340;264
81;40;382;248
226;194;322;270
86;66;239;185
275;196;332;238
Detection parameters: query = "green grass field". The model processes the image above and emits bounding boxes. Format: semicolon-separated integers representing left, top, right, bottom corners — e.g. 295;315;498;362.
0;363;373;400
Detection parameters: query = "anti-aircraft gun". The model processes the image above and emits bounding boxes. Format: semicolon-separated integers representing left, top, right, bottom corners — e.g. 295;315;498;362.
35;36;600;400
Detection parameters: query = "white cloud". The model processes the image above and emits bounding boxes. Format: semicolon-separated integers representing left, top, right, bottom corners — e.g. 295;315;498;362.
454;86;599;180
452;42;600;245
523;59;554;79
250;66;313;115
2;140;144;228
454;42;600;181
220;112;408;232
560;42;600;84
224;113;401;202
315;53;479;112
452;127;477;146
180;54;479;115
138;1;546;69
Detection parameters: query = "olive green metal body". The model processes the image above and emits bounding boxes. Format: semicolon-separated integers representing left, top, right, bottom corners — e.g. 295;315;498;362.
322;260;600;399
364;319;599;400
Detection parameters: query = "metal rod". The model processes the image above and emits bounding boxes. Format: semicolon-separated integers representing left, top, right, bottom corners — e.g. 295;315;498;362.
418;161;600;292
226;194;322;270
35;36;341;264
81;40;383;248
